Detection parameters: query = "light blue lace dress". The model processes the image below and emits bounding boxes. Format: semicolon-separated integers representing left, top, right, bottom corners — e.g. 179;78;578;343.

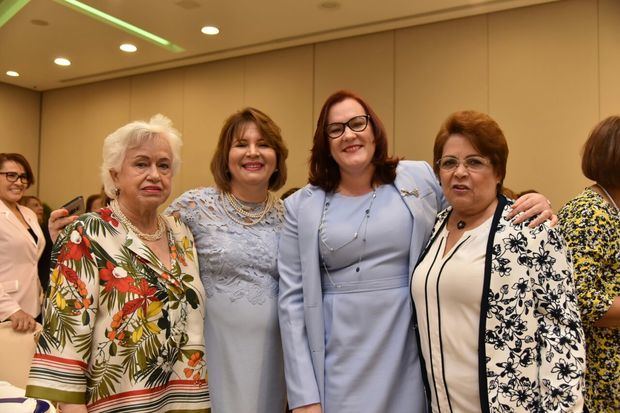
167;187;286;413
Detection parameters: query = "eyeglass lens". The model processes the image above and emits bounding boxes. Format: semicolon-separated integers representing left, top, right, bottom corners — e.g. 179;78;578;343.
326;115;369;138
1;172;29;184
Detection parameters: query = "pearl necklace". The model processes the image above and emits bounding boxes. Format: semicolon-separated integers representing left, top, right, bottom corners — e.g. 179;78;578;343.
319;189;377;288
597;184;619;212
110;200;167;241
221;191;275;226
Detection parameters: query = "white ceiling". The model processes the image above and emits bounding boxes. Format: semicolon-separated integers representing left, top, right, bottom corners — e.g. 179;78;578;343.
0;0;557;91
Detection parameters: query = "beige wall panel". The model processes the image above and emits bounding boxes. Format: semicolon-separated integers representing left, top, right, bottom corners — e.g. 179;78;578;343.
130;68;186;203
599;0;620;118
179;58;245;199
489;0;598;206
314;32;395;149
0;83;41;195
244;46;314;192
39;78;131;207
394;15;488;163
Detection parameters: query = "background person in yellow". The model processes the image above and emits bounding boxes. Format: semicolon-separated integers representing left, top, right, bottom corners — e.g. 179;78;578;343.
26;115;210;413
559;116;620;412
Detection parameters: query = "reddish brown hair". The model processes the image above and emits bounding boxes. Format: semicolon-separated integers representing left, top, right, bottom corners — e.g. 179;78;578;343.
0;152;35;188
210;107;288;192
309;90;398;192
582;115;620;189
433;111;508;193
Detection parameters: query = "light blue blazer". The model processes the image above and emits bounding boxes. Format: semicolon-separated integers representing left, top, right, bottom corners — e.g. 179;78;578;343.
277;160;445;409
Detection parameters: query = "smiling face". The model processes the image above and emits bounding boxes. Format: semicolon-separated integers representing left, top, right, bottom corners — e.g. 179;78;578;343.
327;98;376;179
439;134;500;218
0;160;28;207
227;122;277;195
110;136;173;212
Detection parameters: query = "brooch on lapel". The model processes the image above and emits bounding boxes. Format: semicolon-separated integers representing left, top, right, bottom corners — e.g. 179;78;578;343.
400;188;419;198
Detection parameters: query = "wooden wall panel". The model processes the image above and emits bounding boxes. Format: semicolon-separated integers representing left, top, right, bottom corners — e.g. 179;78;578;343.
599;0;620;118
0;83;41;195
394;15;488;163
244;46;314;191
180;58;244;198
489;0;598;206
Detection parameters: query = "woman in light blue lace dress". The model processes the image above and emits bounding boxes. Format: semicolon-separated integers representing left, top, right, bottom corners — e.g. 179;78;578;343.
167;108;289;413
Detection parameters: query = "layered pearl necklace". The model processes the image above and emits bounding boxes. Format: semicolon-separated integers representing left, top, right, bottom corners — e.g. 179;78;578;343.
110;200;167;241
221;191;276;227
319;188;377;288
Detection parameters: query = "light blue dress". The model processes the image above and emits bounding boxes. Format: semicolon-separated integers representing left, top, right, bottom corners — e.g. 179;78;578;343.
167;187;286;413
318;185;421;412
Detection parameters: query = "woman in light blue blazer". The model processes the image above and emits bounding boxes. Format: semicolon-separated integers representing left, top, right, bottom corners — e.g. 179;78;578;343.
277;90;555;413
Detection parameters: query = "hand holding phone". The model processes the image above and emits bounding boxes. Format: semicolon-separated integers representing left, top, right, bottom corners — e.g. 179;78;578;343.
61;196;85;216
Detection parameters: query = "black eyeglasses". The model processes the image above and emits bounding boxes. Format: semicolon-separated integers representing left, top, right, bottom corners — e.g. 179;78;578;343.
0;171;30;184
326;115;370;139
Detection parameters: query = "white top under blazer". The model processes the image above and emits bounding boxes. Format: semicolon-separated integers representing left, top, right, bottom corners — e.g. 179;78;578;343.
0;200;45;321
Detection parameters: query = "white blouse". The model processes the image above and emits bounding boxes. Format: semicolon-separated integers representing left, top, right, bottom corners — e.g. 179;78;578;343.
411;216;492;413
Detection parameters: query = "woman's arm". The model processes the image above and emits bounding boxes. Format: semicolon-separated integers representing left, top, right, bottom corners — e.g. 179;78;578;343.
594;296;620;327
278;196;322;410
559;202;618;328
26;218;97;405
532;225;586;412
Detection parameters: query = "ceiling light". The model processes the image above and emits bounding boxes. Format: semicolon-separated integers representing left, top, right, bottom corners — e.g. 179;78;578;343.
0;0;30;29
6;70;20;77
120;43;137;53
54;57;71;66
319;1;341;10
54;0;184;52
201;26;219;35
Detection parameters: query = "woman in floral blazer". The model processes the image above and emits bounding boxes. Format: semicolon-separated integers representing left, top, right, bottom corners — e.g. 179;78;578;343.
411;111;585;413
26;115;209;413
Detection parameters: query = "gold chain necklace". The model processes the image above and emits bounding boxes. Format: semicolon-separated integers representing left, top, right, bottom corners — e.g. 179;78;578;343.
221;191;275;226
110;200;167;241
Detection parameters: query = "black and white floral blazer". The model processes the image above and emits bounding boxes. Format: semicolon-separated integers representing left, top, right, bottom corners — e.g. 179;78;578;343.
415;196;586;413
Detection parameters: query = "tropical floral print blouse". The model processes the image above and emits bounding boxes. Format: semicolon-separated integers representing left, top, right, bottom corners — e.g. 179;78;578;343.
26;208;210;413
559;188;620;412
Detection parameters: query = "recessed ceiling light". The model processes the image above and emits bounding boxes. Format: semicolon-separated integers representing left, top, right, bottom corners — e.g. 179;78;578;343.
6;71;19;77
56;0;184;52
120;43;137;53
319;1;341;10
54;57;71;66
201;25;220;35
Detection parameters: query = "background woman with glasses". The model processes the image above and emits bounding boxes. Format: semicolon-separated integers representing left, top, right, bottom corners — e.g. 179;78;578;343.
277;92;555;413
411;111;585;412
0;153;45;332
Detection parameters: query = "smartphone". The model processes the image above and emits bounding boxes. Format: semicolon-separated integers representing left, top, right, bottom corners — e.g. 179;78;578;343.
61;195;85;216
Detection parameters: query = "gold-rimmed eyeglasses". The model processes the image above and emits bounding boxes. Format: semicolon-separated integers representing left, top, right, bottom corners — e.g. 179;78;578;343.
436;156;491;172
326;115;370;139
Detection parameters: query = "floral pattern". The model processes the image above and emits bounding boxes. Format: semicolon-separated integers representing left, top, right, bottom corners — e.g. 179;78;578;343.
26;208;210;413
559;188;620;412
420;197;585;412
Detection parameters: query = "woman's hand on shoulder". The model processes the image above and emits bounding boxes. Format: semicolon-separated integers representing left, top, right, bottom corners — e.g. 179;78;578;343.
507;192;557;228
293;403;322;413
48;208;79;243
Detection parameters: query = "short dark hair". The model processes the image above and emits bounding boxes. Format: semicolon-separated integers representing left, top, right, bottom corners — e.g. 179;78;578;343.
582;115;620;189
210;108;288;192
309;90;398;192
0;153;35;188
86;194;102;212
433;110;508;194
